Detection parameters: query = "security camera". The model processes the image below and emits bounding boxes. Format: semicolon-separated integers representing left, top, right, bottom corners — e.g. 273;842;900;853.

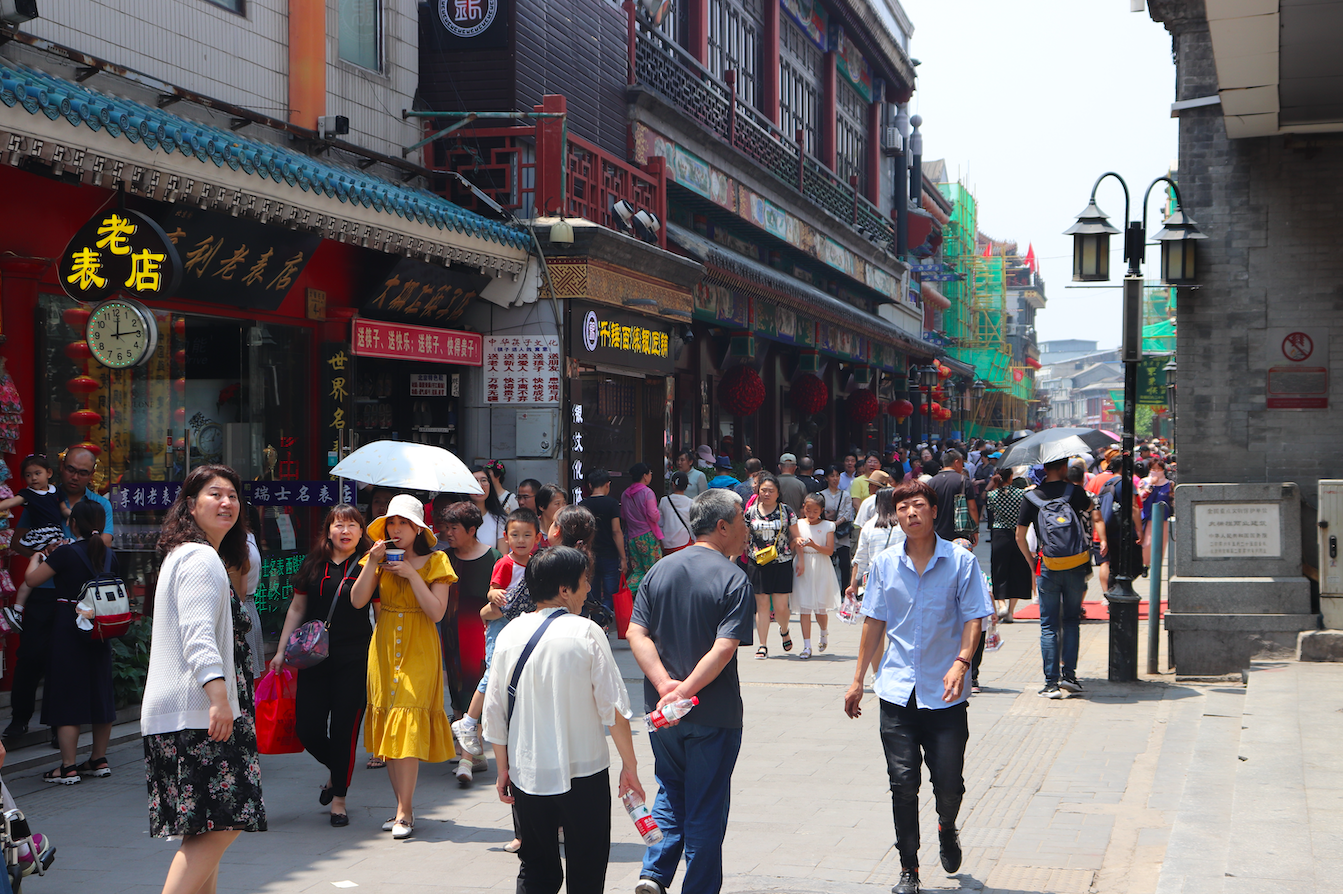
680;325;694;345
0;0;38;24
317;115;349;140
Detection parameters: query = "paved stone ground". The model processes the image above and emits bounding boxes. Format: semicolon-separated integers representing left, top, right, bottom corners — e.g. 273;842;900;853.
1;549;1336;893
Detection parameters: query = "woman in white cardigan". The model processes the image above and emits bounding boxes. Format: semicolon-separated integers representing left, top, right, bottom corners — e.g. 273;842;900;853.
142;464;266;894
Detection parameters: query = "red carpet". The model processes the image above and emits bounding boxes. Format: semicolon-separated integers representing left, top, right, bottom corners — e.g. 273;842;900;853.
1011;599;1167;622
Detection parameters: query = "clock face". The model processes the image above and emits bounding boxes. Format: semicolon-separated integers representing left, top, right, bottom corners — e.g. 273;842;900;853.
86;299;155;369
197;423;224;460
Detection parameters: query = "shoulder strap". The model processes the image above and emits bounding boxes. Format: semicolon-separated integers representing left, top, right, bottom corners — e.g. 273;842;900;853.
70;541;111;578
1024;488;1046;509
668;496;689;534
323;559;352;628
507;609;565;725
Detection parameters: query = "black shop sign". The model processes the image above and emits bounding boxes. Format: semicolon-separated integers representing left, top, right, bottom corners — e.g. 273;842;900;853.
568;303;676;376
59;209;183;302
359;257;492;326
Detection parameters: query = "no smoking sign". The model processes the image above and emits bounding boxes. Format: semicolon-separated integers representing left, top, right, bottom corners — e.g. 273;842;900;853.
1267;327;1328;409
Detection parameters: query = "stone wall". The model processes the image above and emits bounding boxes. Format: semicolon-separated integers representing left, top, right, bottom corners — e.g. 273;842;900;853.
1151;0;1343;513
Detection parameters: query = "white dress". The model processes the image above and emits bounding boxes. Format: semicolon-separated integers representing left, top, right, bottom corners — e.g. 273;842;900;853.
791;519;841;614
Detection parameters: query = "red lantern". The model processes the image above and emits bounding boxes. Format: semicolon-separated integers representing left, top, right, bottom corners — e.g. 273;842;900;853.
716;366;765;417
790;373;829;415
77;442;101;457
920;402;931;415
173;317;187;337
848;389;879;424
64;341;93;361
174;349;187;367
62;306;91;330
174;406;187;425
66;375;100;395
888;399;914;418
68;409;103;427
173;377;187;395
937;364;952;380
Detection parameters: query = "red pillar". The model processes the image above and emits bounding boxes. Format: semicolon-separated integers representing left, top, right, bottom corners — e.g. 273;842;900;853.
686;0;708;65
820;51;836;170
866;81;883;205
534;94;568;217
761;0;780;126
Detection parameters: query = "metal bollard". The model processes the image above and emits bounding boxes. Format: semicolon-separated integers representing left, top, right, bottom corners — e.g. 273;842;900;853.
1147;501;1166;675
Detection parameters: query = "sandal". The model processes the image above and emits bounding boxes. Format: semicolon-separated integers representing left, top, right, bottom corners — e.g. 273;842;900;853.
819;631;829;653
366;756;386;770
755;645;768;660
798;646;813;660
76;757;111;778
780;630;793;652
43;764;80;785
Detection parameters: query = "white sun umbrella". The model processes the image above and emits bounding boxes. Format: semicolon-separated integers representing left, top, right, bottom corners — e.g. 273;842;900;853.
330;440;483;495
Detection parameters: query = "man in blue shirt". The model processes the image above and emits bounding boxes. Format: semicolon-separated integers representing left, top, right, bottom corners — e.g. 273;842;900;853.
844;480;992;894
3;446;114;742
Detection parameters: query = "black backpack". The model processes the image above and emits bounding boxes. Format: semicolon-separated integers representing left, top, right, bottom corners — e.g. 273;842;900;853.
1024;484;1091;571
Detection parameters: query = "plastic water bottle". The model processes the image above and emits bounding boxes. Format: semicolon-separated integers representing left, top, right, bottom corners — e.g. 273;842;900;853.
645;696;698;731
622;791;663;844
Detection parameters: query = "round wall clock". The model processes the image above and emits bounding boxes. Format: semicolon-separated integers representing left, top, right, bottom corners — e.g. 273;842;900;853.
85;298;158;369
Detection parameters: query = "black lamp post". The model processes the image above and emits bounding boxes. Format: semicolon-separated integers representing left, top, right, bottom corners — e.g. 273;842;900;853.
1065;172;1204;682
1164;358;1177;448
908;366;922;449
920;365;940;442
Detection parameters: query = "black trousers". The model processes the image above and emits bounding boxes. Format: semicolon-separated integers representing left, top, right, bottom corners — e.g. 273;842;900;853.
879;694;970;870
295;654;367;798
9;594;57;727
511;768;611;894
835;544;852;592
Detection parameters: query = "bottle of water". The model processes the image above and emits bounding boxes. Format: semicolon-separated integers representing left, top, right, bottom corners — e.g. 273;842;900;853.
622;791;663;845
645;696;698;731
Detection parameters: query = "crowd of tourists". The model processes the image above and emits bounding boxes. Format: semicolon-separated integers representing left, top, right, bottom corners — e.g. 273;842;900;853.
0;431;1176;894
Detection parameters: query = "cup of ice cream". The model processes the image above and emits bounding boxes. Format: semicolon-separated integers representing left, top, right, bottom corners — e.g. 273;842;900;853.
384;546;406;564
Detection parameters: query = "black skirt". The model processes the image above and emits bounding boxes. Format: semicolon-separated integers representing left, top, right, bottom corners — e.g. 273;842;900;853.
990;528;1033;602
41;602;115;728
752;557;795;595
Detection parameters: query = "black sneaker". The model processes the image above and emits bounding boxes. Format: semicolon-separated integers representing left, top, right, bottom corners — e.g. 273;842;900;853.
1038;683;1064;699
1059;674;1084;694
1;721;26;741
893;868;920;894
2;606;22;632
939;824;962;872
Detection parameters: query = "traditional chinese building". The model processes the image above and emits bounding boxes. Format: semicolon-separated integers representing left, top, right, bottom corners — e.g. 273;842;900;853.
0;3;536;666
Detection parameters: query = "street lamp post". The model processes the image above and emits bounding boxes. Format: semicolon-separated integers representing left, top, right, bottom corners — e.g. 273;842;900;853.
908;366;922;450
1066;173;1204;682
1163;358;1177;449
920;365;940;444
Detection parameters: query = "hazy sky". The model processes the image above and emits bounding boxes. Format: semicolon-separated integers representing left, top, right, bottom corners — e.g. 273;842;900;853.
898;1;1179;349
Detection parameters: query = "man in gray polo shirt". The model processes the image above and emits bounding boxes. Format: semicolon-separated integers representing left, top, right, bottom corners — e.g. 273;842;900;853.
627;489;755;894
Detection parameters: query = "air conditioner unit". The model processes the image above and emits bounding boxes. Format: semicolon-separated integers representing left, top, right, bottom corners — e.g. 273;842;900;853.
881;126;902;156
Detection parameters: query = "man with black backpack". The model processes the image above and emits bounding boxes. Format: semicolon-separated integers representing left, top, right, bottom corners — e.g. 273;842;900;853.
1092;458;1144;593
1015;457;1101;699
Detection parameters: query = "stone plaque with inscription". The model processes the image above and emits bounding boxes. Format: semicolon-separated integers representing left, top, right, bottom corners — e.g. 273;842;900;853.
1193;502;1282;558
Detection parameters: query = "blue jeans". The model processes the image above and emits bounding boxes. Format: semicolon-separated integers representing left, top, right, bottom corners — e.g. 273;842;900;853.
1037;566;1088;684
641;723;742;894
593;554;622;614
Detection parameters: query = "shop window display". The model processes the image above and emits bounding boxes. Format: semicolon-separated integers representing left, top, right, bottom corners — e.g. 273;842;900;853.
36;294;314;645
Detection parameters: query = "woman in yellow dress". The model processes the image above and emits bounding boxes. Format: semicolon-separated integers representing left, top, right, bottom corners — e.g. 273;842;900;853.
351;494;456;840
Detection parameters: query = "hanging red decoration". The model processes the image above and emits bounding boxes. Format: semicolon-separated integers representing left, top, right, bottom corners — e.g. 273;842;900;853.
66;375;100;395
717;366;765;417
173;377;187;395
62;306;91;330
790;373;829;415
174;349;187;367
920;402;932;415
174;406;187;425
937;364;953;380
64;341;93;361
848;388;879;424
173;317;187;337
77;441;101;457
68;409;103;427
888;398;914;418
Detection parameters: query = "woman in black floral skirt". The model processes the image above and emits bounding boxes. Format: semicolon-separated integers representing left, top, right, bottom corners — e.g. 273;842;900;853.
141;465;266;894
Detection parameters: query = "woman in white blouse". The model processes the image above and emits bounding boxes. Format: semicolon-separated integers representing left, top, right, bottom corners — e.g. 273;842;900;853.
483;546;645;892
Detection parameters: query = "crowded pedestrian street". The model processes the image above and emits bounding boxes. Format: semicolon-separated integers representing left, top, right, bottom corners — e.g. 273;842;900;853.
4;550;1339;893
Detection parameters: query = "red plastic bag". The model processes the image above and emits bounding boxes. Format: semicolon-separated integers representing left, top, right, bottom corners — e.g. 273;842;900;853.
254;668;303;754
614;575;634;640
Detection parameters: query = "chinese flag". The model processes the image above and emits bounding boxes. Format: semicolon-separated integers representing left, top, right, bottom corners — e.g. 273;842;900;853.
1024;243;1037;272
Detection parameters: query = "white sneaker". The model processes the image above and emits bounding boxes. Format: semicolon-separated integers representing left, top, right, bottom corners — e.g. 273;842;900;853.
471;753;489;774
452;718;483;756
455;759;473;787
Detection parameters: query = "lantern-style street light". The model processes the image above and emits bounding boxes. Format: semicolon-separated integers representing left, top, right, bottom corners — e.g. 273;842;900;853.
1164;358;1177;446
1064;171;1205;682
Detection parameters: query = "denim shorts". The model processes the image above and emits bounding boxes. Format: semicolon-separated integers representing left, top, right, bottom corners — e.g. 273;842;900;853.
477;617;506;694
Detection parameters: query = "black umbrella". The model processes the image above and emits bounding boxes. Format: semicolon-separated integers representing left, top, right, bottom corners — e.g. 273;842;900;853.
997;428;1120;469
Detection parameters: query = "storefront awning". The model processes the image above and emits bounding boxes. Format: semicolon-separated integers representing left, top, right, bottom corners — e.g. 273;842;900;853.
0;60;531;276
667;223;939;358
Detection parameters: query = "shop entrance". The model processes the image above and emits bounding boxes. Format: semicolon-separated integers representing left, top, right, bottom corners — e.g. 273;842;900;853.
577;370;666;498
349;357;461;452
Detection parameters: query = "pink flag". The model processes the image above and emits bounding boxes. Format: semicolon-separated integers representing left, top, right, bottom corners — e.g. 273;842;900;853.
982;241;993;258
1024;243;1038;272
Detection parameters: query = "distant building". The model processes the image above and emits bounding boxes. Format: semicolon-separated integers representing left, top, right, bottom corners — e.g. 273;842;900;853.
1039;340;1100;366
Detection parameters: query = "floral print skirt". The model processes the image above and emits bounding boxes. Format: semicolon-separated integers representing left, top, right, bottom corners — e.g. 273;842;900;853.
144;592;267;838
626;531;663;596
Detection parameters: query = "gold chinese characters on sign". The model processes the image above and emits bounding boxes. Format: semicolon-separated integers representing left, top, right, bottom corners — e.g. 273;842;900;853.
59;210;183;303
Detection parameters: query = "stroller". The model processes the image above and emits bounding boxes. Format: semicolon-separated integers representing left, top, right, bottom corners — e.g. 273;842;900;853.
0;778;55;893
